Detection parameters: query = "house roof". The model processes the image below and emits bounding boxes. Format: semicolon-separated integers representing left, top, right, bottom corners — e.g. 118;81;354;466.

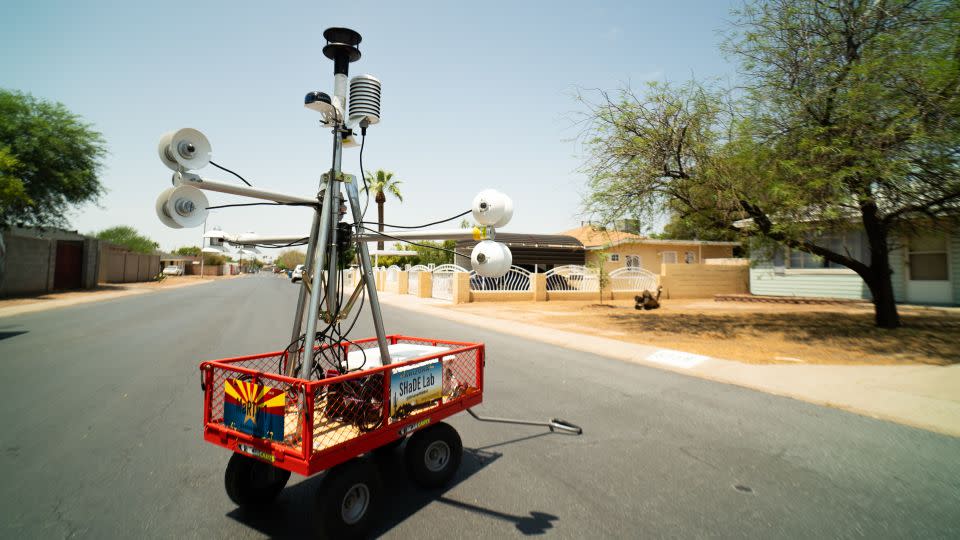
558;225;739;250
559;225;643;248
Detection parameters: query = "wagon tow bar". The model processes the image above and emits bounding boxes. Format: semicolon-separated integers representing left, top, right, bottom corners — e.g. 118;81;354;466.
466;408;583;435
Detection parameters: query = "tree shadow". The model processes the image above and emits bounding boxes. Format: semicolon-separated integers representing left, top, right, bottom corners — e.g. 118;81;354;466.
605;310;960;364
226;441;562;538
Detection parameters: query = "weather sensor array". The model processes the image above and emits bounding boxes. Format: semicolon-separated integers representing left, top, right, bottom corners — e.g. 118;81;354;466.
153;27;580;536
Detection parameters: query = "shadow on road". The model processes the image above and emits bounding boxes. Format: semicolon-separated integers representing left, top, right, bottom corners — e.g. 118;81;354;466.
0;330;28;341
225;442;561;537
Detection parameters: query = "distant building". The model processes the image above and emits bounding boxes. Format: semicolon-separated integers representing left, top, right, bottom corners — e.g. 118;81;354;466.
560;225;740;275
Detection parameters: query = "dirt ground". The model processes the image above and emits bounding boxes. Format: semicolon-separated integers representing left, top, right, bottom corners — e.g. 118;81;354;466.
0;274;239;309
444;299;960;366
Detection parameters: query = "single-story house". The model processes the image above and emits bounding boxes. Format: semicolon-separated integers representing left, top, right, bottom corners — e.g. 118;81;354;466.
740;226;958;306
559;225;741;275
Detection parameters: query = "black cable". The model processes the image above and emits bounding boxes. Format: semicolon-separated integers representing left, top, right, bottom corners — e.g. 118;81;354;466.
359;133;371;221
361;209;471;229
246;239;309;249
210;160;253;187
360;226;466;257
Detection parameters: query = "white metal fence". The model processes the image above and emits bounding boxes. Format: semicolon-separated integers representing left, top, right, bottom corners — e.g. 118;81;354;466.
469;265;532;292
431;264;469;300
544;265;599;292
408;264;429;295
608;267;659;292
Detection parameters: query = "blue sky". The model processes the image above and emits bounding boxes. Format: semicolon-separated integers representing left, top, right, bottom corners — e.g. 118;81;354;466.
1;0;738;252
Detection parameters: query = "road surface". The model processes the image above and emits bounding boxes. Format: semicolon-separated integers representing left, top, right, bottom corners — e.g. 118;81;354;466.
1;274;958;538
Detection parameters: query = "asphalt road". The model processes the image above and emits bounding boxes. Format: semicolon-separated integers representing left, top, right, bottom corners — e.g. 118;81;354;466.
1;274;958;539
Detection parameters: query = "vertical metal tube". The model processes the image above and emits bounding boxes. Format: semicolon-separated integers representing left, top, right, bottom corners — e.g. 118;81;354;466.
299;133;339;380
285;206;322;376
345;180;391;364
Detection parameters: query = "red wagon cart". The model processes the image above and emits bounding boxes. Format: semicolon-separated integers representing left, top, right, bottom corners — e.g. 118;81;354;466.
201;335;485;534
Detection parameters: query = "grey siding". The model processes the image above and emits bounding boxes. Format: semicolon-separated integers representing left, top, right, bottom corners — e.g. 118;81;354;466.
750;262;870;300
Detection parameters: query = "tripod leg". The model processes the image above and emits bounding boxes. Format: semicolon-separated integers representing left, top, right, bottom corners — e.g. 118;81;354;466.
344;179;391;364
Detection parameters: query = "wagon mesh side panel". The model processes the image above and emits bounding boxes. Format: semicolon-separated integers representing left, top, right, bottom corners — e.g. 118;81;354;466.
438;347;481;402
206;353;304;453
309;371;385;456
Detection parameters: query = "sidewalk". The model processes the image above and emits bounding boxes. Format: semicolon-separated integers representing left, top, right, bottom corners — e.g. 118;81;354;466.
377;292;960;437
0;275;236;318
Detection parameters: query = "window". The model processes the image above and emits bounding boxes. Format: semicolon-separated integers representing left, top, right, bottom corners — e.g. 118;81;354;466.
787;231;864;270
608;254;620;262
661;251;677;264
625;255;641;268
684;251;697;264
909;233;949;281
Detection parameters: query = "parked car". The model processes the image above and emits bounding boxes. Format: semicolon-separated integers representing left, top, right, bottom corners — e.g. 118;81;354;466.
291;264;305;282
162;265;184;276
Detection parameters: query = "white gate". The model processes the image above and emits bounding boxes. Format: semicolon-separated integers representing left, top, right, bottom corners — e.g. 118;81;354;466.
431;264;468;300
544;265;599;292
469;265;532;291
408;264;429;295
385;265;401;290
609;267;659;292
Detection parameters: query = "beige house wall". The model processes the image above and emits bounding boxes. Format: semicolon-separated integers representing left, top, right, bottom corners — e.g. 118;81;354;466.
585;242;735;274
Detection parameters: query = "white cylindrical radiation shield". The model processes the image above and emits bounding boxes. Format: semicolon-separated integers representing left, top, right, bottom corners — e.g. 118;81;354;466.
471;240;512;278
157;128;212;171
471;189;513;228
156;185;209;228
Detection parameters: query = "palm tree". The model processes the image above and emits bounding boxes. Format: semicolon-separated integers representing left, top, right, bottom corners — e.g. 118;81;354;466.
365;169;403;250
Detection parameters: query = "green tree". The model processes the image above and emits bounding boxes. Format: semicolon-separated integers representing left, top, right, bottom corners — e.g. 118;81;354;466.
173;246;201;256
276;249;306;270
96;226;158;254
364;169;403;251
203;253;227;266
580;0;960;328
0;89;107;228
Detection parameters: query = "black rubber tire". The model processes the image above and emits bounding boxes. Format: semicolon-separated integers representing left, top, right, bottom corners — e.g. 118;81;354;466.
224;452;291;507
404;422;463;489
316;458;383;539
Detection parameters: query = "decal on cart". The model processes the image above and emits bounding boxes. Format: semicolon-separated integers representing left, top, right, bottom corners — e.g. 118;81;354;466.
238;443;275;463
390;360;442;419
399;418;431;436
224;378;285;441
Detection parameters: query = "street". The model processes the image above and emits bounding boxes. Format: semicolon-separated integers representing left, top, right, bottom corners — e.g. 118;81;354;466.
1;274;958;538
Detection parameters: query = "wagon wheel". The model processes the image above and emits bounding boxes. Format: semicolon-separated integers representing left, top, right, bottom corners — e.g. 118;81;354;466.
404;422;462;489
316;457;383;538
224;452;291;507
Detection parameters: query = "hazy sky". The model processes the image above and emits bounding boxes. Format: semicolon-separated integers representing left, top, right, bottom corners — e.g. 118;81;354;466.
1;0;738;252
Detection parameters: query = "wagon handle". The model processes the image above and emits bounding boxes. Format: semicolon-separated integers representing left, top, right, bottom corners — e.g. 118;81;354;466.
466;408;583;435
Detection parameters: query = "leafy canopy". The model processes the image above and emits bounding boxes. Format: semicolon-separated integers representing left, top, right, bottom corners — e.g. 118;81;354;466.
96;226;158;254
0;89;107;228
173;246;201;256
364;169;403;203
